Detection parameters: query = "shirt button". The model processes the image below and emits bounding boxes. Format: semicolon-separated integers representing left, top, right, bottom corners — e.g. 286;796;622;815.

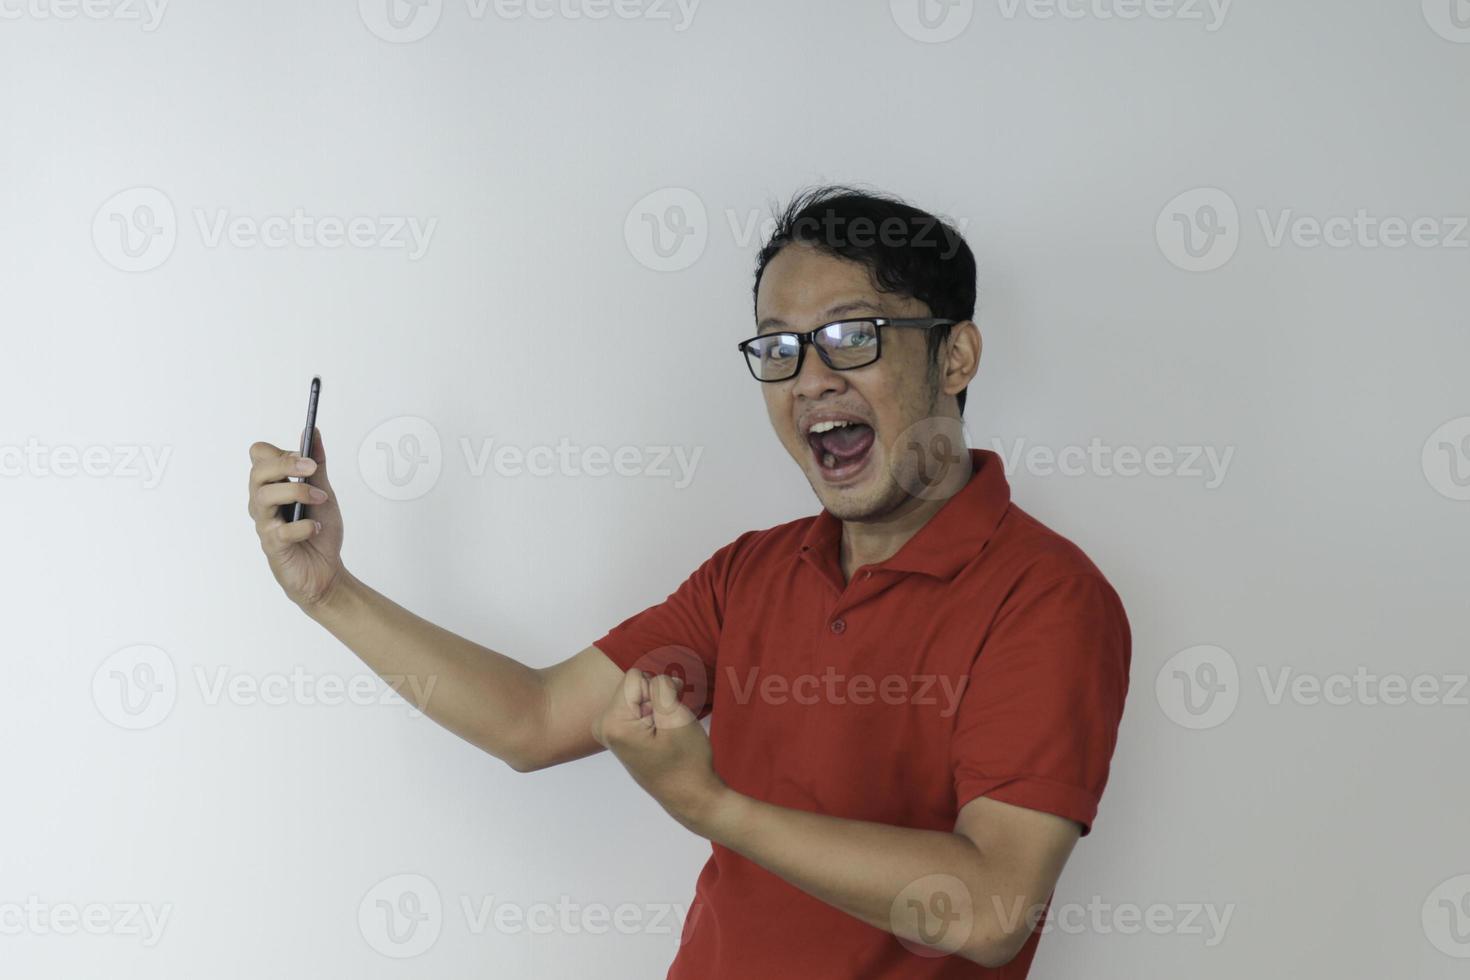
830;618;847;634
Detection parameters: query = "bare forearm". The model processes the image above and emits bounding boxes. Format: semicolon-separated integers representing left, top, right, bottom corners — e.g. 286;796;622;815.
303;571;545;769
704;792;1025;967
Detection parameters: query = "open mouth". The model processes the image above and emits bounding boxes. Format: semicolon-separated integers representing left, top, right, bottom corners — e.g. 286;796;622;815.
806;419;876;484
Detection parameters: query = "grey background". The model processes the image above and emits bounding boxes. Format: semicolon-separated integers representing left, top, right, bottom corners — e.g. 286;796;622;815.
2;0;1467;975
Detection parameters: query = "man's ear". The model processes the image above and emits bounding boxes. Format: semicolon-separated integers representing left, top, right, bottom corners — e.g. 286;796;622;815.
944;320;982;398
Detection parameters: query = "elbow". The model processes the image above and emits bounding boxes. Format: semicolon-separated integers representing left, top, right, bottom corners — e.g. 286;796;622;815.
957;923;1032;970
899;892;1032;968
500;744;549;774
472;727;546;773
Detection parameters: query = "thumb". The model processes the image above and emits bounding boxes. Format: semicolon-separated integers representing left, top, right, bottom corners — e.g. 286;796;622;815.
650;674;698;730
304;426;335;494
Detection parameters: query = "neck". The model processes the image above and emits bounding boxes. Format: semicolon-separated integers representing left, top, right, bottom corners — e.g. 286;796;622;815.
837;491;949;582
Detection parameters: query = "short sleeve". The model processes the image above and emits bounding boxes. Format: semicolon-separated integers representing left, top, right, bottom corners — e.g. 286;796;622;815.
950;573;1131;835
590;532;753;718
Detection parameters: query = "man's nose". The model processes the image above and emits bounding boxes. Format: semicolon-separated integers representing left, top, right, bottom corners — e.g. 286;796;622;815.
791;345;846;400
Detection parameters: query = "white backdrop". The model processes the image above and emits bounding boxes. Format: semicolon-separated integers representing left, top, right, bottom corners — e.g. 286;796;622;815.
2;1;1468;976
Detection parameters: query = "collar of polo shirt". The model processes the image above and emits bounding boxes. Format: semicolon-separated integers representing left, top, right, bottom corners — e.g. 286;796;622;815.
798;449;1012;583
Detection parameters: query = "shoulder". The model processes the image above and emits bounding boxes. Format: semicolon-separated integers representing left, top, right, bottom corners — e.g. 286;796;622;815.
697;513;819;579
722;513;818;563
984;503;1125;611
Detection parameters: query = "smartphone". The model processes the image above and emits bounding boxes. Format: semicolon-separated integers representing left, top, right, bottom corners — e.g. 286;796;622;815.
285;376;322;523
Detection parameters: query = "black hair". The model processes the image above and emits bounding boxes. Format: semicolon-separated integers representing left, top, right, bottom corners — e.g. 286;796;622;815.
752;185;977;416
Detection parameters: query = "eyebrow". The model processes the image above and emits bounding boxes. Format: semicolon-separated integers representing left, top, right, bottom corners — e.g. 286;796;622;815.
756;299;885;333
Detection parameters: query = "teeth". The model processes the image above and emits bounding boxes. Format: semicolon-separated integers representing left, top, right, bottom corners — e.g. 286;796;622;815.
808;419;855;435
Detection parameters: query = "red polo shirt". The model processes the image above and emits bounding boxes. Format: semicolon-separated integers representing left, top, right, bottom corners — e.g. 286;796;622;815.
591;448;1130;978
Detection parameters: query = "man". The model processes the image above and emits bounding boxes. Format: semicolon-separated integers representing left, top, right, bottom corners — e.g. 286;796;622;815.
246;186;1131;977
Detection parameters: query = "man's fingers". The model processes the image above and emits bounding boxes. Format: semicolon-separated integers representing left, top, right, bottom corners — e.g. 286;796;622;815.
304;427;335;494
249;440;286;465
249;442;316;492
248;432;335;523
618;668;651;718
269;517;321;550
252;481;327;523
308;427;327;465
651;674;698;730
597;669;652;744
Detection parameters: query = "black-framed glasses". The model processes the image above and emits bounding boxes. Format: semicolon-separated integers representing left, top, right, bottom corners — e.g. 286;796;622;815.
736;317;956;383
